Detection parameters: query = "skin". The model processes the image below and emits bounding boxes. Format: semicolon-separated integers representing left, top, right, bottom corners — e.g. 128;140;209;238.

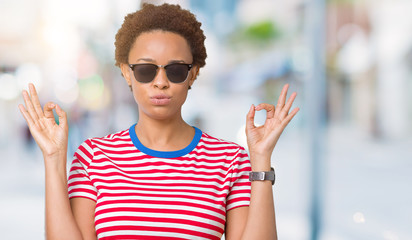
18;30;299;240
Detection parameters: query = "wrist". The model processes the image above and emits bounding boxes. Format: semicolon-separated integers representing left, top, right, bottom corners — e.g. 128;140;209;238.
249;150;271;160
249;155;271;171
44;152;68;171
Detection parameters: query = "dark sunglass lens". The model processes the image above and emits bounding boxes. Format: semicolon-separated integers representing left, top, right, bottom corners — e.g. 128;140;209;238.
165;64;189;83
133;64;157;83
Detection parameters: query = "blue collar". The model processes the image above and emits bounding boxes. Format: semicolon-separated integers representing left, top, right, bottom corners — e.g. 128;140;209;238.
129;124;202;158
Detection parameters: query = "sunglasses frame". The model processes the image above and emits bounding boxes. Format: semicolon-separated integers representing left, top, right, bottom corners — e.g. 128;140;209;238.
128;63;193;84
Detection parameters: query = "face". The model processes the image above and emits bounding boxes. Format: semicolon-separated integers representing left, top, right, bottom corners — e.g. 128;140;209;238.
121;30;199;121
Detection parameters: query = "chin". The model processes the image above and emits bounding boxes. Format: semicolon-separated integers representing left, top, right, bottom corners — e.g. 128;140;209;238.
142;108;180;121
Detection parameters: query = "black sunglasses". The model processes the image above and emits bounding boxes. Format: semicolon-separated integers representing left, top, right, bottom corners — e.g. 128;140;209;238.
129;63;193;84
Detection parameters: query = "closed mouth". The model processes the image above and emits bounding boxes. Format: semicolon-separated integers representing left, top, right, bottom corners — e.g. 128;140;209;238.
150;94;172;105
150;94;171;100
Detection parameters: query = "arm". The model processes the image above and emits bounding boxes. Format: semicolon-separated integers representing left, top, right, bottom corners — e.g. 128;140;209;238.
225;84;299;240
71;198;97;240
19;83;96;240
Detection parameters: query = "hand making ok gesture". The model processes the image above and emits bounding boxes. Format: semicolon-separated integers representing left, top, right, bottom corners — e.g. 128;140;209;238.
18;83;69;159
245;84;299;169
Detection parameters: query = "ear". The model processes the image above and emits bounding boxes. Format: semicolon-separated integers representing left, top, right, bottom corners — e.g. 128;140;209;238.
120;63;132;86
189;65;199;87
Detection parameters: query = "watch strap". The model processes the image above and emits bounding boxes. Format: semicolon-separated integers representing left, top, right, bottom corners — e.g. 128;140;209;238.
249;167;275;185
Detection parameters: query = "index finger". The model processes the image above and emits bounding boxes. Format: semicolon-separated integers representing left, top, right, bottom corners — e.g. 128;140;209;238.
255;103;275;119
28;83;44;118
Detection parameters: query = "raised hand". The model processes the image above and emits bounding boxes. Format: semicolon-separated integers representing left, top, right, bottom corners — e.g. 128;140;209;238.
245;84;299;169
18;83;69;158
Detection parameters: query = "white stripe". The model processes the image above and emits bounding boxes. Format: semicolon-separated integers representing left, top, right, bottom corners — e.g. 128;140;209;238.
76;149;93;166
98;188;227;202
95;185;228;197
96;195;225;213
95;210;224;229
193;147;240;155
93;179;228;189
68;184;96;193
68;176;93;185
91;162;230;174
91;157;232;169
69;192;96;200
93;145;137;152
226;200;250;210
226;192;251;202
95;203;225;220
89;169;228;180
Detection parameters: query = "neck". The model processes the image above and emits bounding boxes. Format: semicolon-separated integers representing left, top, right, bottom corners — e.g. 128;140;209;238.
134;112;195;151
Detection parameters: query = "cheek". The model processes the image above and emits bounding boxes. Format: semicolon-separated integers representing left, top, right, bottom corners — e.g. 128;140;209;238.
176;87;190;104
131;84;145;105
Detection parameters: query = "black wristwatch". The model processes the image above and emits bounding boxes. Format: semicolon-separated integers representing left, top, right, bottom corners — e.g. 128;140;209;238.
249;167;275;185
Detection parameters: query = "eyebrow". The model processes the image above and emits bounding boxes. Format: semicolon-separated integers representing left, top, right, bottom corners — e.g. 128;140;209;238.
135;58;187;64
136;58;154;62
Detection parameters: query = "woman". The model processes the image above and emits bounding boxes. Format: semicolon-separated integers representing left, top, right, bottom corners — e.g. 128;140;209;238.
18;3;298;240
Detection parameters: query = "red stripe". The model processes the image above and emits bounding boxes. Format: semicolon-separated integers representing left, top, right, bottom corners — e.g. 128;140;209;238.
68;187;96;197
92;141;134;149
94;180;230;193
92;151;244;162
90;159;231;171
96;215;223;234
97;191;225;206
195;144;240;151
98;186;229;199
95;207;225;226
227;197;250;205
99;235;189;240
97;225;219;240
87;166;230;179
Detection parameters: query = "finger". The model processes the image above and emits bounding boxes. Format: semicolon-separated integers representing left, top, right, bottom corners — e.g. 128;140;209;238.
255;103;275;119
275;84;289;116
22;90;39;121
246;104;256;130
43;102;56;119
281;107;300;127
55;104;68;129
280;92;297;119
29;83;44;118
18;104;35;126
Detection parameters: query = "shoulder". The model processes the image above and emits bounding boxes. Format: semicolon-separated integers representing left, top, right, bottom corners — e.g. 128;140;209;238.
89;128;130;145
198;130;248;156
72;127;134;168
198;131;251;173
76;127;131;153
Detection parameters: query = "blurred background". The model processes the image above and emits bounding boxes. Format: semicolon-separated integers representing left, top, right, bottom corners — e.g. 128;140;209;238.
0;0;411;239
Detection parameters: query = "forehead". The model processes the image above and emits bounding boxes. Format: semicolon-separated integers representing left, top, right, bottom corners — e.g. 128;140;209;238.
128;30;193;63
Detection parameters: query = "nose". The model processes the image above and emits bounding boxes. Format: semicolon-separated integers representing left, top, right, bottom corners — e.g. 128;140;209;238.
152;67;169;89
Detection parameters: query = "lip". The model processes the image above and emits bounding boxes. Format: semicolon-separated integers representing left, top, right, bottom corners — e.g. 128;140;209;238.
150;94;172;105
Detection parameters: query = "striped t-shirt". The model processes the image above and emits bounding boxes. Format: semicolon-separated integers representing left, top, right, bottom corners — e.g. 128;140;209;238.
68;124;252;240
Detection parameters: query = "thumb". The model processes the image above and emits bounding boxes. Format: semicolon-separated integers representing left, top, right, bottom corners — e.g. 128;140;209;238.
245;104;256;131
43;102;55;119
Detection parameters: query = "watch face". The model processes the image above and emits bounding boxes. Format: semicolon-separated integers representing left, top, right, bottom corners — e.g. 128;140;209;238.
249;172;265;181
257;172;265;181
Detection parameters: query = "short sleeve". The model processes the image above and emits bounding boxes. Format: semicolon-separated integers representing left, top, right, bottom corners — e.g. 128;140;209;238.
68;139;98;202
226;147;252;211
